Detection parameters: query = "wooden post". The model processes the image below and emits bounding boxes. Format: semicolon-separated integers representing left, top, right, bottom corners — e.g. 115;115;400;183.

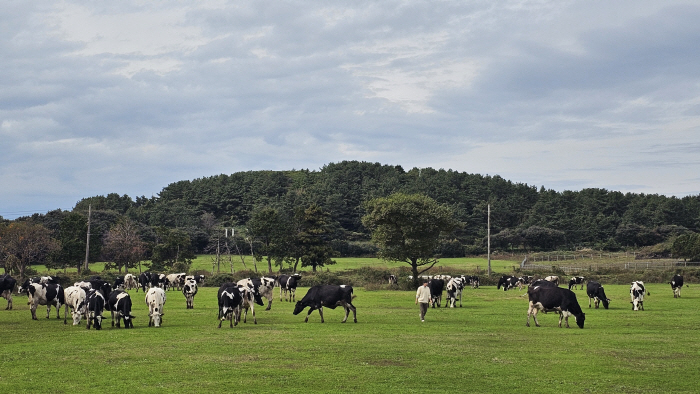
487;204;491;277
83;204;91;272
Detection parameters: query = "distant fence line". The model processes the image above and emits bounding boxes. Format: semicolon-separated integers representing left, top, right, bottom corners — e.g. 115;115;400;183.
522;261;700;274
527;252;635;262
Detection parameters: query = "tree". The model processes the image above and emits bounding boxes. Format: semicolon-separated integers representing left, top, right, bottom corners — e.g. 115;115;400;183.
672;233;700;261
51;212;100;273
150;227;195;272
102;218;146;273
0;222;60;277
295;204;338;272
247;206;292;274
362;193;459;286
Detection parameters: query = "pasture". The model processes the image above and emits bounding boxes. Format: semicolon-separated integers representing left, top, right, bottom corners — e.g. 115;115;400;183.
1;282;698;393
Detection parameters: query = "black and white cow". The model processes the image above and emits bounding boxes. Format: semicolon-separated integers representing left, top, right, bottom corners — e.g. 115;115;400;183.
182;277;198;309
138;272;151;292
519;275;534;285
217;283;244;328
123;274;138;291
166;273;186;291
0;274;17;310
630;281;648;311
40;275;61;285
237;284;264;324
586;281;610;309
497;275;522;291
568;276;585;290
526;285;585;328
63;285;87;325
237;277;275;310
428;278;444;308
189;274;205;284
21;280;65;320
145;287;166;327
544;276;560;286
86;289;106;330
670;275;684;298
277;274;302;302
89;279;112;299
467;275;480;289
445;277;464;308
530;279;558;288
113;276;125;290
293;285;357;323
149;273;168;290
388;274;398;285
107;290;134;328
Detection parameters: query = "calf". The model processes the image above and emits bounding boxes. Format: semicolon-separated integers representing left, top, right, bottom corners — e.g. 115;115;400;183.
568;276;585;290
670;275;684;298
217;283;244;328
86;289;106;330
526;285;585;328
586;281;610;309
445;277;464;308
123;274;138;290
107;290;135;328
630;281;648;311
21;281;65;320
63;285;87;325
182;278;198;309
293;285;357;323
277;274;302;302
145;287;166;327
0;274;17;310
428;279;444;308
544;276;559;286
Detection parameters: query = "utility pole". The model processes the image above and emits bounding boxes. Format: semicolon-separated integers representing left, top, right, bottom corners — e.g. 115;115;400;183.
487;204;491;277
83;204;91;272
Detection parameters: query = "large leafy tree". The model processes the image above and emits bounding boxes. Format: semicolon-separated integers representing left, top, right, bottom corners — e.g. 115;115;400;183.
362;193;459;285
0;222;60;277
150;227;195;272
295;204;338;272
247;206;292;274
52;212;101;273
102;218;146;273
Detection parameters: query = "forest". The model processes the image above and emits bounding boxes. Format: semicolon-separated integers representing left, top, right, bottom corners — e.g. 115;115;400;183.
2;160;700;275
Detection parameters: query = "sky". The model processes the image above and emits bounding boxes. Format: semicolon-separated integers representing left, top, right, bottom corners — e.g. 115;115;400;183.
2;1;700;219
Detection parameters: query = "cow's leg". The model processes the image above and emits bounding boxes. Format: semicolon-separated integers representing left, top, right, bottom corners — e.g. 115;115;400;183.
291;289;295;302
318;306;324;323
111;311;115;327
30;302;38;320
251;305;256;324
266;298;272;311
304;307;315;323
56;303;62;319
64;304;69;325
347;302;357;323
46;304;52;319
341;303;349;323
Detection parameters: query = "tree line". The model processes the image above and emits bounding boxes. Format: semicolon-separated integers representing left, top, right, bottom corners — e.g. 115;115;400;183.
3;160;700;276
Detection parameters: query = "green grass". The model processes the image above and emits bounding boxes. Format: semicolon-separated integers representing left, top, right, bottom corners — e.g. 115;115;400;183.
1;282;698;393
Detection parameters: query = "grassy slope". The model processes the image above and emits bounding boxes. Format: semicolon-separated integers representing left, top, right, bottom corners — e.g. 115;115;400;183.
1;283;698;393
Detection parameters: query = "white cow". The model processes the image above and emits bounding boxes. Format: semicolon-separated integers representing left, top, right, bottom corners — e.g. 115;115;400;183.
182;278;198;309
145;287;166;327
63;286;87;325
544;276;560;286
166;273;186;291
237;277;276;310
123;274;138;291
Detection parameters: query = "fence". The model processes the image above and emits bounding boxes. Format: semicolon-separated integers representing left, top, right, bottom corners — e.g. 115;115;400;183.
522;261;700;274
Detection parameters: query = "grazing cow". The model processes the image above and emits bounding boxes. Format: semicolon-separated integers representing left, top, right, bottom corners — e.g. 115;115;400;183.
182;278;198;309
112;276;125;290
670;275;684;298
526;285;585;328
388;274;398;285
445;277;464;308
123;274;138;291
520;275;534;285
497;275;522;291
530;279;558;288
630;281;648;311
63;286;87;325
138;272;151;292
568;276;585;290
107;290;135;328
237;277;275;310
586;281;610;309
217;283;244;328
467;275;480;289
277;274;302;302
89;280;112;299
166;273;186;291
18;277;41;294
149;273;168;290
85;289;106;330
40;275;61;285
428;279;445;308
21;281;65;320
237;284;264;324
544;276;560;286
293;285;357;323
0;274;17;310
145;287;166;328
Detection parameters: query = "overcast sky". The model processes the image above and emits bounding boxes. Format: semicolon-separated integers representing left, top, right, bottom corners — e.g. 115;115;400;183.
2;1;700;219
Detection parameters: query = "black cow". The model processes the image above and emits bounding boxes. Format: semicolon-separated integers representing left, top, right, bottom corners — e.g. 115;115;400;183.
293;285;357;323
670;274;684;298
0;274;17;310
217;283;244;328
138;272;151;292
568;276;585;290
586;281;610;309
497;275;522;291
89;279;112;298
113;276;125;290
21;280;65;320
86;289;106;330
107;290;134;328
526;285;585;328
530;279;557;288
277;274;302;302
428;279;444;308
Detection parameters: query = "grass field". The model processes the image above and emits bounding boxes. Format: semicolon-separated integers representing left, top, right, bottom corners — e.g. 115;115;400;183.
1;282;698;393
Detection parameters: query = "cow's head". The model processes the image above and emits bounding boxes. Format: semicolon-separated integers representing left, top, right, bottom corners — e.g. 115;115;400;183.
292;301;306;315
93;315;103;330
149;307;163;327
601;298;610;309
575;312;585;328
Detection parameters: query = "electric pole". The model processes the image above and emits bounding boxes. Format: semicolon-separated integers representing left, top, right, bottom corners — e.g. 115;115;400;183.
83;204;91;272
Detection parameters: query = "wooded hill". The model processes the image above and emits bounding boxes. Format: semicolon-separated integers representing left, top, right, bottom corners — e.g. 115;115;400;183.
17;160;700;258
